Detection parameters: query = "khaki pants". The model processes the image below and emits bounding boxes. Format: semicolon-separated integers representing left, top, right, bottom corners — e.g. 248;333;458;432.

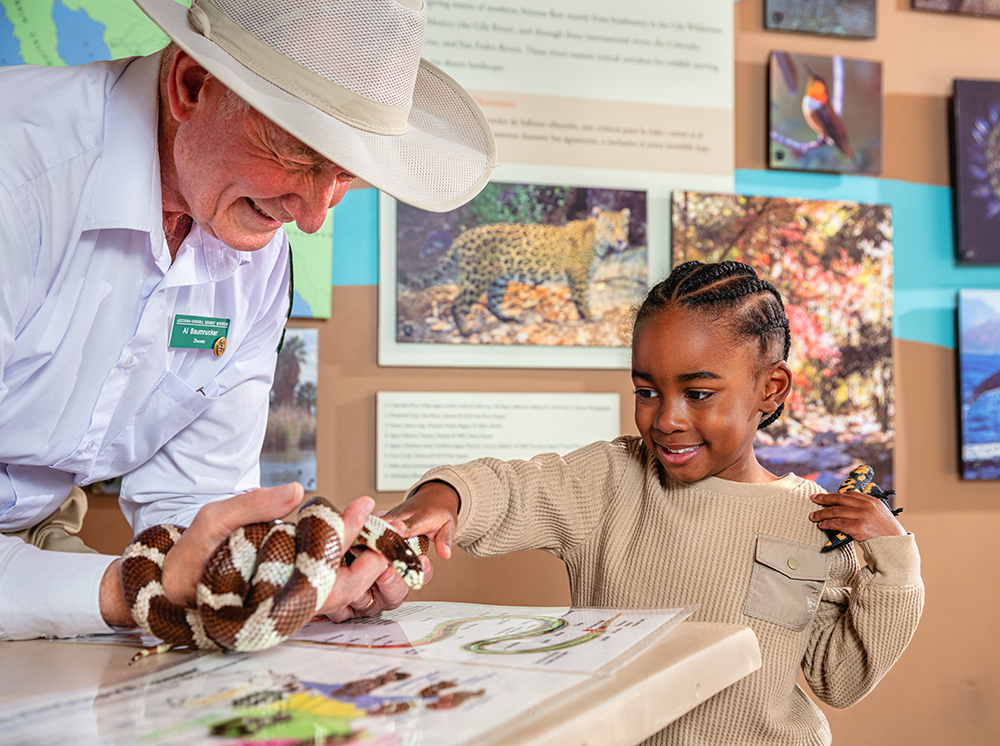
1;485;98;554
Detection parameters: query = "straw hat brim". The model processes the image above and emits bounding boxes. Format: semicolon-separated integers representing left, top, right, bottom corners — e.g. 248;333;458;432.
134;0;496;212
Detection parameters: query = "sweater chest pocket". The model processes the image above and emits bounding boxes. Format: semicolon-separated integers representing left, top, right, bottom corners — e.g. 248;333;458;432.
744;534;832;631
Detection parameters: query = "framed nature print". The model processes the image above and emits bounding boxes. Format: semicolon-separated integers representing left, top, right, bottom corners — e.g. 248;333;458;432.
913;0;1000;18
673;191;894;492
953;79;1000;264
769;51;883;175
764;0;877;39
958;289;1000;480
379;166;656;369
261;328;318;492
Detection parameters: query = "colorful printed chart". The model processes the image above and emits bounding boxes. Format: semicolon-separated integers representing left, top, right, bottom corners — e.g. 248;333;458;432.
0;603;693;746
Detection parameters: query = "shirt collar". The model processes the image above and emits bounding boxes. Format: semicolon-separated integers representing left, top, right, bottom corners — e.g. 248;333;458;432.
84;52;161;246
164;223;251;288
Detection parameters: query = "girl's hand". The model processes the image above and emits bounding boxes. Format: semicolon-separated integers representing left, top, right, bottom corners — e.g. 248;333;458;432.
319;551;433;622
320;485;457;621
809;490;907;543
382;481;461;561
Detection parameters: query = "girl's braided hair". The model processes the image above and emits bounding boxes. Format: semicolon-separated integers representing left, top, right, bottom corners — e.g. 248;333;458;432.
634;260;791;430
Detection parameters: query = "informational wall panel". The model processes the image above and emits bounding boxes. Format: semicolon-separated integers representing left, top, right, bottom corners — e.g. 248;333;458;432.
378;0;734;368
376;391;620;491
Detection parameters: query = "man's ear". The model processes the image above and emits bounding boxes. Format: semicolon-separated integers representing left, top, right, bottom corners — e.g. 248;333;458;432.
760;360;792;416
165;49;210;123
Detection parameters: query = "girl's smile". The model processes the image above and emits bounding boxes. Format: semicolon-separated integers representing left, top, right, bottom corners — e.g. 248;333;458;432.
657;443;703;465
631;306;790;484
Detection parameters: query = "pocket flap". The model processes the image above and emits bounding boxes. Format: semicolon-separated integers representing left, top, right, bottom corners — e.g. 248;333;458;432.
754;534;831;581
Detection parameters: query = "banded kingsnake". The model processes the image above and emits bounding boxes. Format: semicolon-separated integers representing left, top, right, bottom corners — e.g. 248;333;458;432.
121;496;428;656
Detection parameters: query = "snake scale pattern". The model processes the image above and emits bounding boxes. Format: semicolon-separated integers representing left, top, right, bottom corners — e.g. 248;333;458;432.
121;496;428;655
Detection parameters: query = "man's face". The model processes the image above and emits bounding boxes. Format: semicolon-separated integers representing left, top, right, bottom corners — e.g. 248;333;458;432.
170;79;355;252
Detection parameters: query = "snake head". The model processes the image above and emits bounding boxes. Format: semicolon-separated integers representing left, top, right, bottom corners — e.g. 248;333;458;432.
392;557;425;590
358;514;428;590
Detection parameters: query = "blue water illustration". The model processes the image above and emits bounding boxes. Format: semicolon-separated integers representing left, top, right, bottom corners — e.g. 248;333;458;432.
960;351;1000;479
291;289;314;317
52;1;109;65
0;5;23;66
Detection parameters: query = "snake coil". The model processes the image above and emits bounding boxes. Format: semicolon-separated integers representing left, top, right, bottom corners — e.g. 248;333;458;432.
121;496;427;656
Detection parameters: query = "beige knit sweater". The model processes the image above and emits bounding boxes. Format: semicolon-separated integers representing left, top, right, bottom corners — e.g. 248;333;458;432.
410;436;924;746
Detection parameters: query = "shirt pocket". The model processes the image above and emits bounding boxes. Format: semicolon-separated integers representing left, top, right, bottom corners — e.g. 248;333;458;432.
744;534;832;631
57;371;219;482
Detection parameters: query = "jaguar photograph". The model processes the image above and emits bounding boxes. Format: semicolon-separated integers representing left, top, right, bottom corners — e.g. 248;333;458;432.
393;181;648;348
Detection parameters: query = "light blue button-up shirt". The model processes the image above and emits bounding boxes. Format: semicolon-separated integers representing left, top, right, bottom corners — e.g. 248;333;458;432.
0;53;291;639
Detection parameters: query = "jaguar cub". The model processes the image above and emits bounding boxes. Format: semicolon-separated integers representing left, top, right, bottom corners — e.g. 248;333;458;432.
414;207;631;336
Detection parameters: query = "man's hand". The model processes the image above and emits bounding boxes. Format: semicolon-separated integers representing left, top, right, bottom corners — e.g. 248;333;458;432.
99;559;135;628
315;495;434;621
99;482;305;627
161;482;306;607
809;490;907;544
320;550;433;622
314;480;460;623
102;483;432;628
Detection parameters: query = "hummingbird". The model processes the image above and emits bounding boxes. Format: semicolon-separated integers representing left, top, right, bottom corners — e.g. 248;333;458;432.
801;68;860;168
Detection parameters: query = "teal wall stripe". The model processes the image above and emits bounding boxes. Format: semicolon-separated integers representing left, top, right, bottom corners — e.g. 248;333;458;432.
331;188;379;287
328;172;1000;350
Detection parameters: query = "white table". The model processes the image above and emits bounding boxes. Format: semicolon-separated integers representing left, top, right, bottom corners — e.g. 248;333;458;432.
0;621;759;746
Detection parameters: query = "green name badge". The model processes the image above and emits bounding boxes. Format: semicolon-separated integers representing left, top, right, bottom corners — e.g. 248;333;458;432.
170;315;230;357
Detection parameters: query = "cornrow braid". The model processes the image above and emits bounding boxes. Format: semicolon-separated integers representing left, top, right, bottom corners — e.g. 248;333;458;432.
634;260;791;430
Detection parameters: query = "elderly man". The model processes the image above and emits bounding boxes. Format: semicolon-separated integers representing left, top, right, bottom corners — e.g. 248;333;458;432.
0;0;495;640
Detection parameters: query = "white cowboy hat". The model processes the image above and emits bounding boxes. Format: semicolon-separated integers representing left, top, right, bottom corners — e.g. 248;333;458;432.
134;0;497;212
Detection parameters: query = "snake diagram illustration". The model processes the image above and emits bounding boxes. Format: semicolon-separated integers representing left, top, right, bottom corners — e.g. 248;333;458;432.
291;613;621;656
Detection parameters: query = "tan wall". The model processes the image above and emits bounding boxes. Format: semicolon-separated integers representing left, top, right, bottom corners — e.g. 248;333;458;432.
80;0;1000;742
737;2;1000;741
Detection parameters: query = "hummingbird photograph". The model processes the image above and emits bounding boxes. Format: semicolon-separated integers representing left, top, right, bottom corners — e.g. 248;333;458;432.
768;51;883;174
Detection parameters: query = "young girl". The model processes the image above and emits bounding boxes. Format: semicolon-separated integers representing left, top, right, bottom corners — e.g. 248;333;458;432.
387;260;924;746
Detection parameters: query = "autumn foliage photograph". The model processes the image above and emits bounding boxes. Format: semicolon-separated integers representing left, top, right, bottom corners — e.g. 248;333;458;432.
672;191;894;491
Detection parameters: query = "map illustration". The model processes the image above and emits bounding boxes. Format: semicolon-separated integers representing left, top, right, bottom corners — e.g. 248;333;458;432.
0;603;693;745
0;0;333;318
